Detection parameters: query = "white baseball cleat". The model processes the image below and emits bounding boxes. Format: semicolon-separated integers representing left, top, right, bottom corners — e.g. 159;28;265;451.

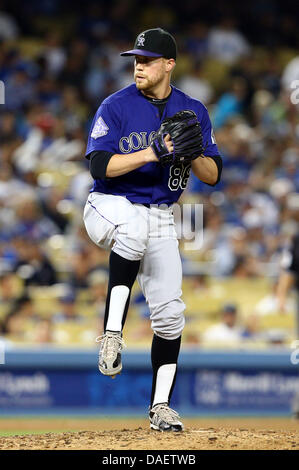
149;403;184;432
96;331;126;377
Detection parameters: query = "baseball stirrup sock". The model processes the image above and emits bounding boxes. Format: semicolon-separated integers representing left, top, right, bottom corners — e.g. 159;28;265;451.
150;334;181;407
104;250;140;332
105;286;129;332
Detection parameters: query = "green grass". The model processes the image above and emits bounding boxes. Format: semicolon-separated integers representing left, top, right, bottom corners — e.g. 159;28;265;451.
0;430;65;437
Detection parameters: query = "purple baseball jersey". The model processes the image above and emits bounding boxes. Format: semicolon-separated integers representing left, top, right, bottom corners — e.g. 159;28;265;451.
85;84;220;205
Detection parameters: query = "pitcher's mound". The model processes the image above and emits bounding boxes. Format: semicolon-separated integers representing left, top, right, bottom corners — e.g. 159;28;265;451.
1;426;298;450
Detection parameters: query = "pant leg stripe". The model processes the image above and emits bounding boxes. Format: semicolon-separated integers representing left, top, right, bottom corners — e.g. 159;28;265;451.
88;200;118;228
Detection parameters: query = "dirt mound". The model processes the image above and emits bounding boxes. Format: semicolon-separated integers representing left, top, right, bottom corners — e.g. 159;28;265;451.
0;427;298;450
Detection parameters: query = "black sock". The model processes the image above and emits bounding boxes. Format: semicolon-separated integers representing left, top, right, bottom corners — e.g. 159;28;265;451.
150;334;181;407
104;250;140;332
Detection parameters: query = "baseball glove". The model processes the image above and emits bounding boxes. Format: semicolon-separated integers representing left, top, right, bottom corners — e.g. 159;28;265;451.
150;110;205;166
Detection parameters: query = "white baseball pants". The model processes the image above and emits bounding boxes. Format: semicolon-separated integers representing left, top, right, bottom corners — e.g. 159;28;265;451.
83;192;185;339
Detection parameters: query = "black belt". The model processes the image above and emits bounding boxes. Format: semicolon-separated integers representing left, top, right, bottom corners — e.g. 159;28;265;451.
140;203;172;209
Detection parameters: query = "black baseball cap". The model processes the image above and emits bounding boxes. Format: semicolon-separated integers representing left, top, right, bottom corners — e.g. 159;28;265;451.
120;28;177;60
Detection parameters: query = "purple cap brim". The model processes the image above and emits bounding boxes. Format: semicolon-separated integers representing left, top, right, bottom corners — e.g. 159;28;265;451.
120;49;163;57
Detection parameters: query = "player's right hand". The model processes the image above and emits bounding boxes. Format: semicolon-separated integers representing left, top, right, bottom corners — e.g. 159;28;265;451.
164;134;174;153
146;134;173;163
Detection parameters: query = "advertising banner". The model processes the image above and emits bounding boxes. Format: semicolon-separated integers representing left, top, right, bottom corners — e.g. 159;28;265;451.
0;368;298;414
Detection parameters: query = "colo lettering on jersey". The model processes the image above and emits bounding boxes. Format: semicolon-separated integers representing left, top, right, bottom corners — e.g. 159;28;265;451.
119;131;157;153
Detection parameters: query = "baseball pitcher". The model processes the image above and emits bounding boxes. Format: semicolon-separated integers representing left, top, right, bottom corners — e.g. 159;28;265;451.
83;28;222;431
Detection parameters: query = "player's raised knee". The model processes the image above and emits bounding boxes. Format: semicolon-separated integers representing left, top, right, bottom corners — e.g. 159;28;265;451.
152;314;185;341
113;215;148;260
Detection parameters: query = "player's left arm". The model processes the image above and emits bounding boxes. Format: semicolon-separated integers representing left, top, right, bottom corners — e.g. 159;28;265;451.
191;107;222;185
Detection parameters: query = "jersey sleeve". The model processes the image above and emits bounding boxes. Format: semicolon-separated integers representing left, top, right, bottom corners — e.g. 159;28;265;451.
199;105;221;157
85;102;120;159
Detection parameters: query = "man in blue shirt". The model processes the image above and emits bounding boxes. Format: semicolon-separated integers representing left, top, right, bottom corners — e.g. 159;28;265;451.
83;28;222;431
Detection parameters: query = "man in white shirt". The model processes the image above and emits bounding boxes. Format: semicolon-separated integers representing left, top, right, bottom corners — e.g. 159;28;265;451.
207;18;250;64
203;303;242;345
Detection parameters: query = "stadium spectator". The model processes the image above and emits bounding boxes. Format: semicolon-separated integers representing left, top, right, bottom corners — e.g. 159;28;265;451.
241;313;260;340
0;271;17;304
1;310;25;339
0;5;19;40
40;187;70;233
40;31;67;77
33;318;54;343
207;17;250;64
87;269;108;317
0;111;19;141
12;195;60;240
177;61;213;104
212;77;248;129
4;65;36;111
10;293;38;320
1;292;39;339
53;289;84;323
184;21;209;61
202;303;243;345
277;233;299;333
13;237;58;286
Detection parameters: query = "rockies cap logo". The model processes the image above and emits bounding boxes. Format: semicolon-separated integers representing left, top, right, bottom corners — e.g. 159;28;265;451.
120;28;177;59
136;33;145;47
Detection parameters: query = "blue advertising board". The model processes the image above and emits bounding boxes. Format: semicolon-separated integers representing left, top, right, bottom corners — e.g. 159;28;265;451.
0;348;298;415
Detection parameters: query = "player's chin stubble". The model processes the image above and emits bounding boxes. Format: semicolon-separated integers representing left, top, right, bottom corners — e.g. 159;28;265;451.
134;71;164;92
135;76;152;91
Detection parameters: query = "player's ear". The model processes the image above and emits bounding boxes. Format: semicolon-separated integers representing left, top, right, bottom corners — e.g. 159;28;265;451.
165;58;175;73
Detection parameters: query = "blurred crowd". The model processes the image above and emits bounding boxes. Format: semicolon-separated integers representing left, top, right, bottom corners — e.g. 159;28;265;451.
0;0;298;346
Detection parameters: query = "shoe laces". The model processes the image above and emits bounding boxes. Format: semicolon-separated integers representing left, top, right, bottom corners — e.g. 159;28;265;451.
96;332;126;360
151;403;181;424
